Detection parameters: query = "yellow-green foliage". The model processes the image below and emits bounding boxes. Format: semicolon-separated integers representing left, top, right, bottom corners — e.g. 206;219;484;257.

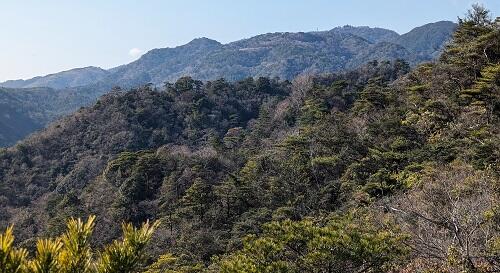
0;226;27;273
143;253;203;273
0;216;158;273
29;239;63;273
463;63;500;100
96;221;159;273
216;211;409;273
142;254;178;273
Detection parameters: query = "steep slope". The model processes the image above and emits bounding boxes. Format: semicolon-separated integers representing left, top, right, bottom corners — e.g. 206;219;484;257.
0;66;110;89
391;21;457;58
0;60;411;248
0;22;456;148
0;85;109;146
0;76;292;241
0;11;498;272
0;104;42;146
1;15;499;269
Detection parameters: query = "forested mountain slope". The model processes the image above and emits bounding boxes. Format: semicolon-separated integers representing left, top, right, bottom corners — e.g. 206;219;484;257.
0;66;109;89
0;8;499;273
0;85;109;147
391;21;457;58
102;21;456;85
0;22;455;148
1;22;455;90
0;103;41;146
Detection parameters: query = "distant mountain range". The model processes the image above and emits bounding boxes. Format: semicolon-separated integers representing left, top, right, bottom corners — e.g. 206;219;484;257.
0;67;110;89
0;21;456;146
2;21;456;89
0;86;105;146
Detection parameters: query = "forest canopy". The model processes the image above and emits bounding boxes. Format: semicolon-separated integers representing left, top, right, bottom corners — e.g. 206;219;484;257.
0;4;499;273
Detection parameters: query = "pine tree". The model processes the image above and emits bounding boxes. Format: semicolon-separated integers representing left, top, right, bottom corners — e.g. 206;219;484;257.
0;217;159;273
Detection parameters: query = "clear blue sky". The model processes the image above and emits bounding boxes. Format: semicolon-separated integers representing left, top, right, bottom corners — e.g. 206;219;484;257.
1;0;499;82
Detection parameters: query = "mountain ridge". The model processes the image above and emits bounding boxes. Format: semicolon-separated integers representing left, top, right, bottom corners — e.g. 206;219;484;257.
0;11;498;271
0;20;457;147
1;21;456;89
1;66;109;89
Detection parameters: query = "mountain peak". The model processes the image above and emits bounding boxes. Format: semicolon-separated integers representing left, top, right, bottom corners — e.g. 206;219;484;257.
329;25;400;43
400;21;456;36
393;21;456;58
186;37;222;47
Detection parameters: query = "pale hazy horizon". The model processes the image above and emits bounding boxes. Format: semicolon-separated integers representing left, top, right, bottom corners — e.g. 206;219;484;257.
1;0;499;82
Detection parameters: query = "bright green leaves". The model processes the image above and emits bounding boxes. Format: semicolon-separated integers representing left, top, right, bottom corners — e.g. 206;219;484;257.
143;253;204;273
59;216;95;273
463;63;500;104
217;212;408;273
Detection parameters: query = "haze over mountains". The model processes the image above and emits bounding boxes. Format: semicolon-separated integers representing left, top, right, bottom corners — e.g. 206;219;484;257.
2;21;455;89
0;67;110;89
0;21;456;147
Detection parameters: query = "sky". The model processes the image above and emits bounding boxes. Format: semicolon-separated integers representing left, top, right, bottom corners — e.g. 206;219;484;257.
1;0;499;82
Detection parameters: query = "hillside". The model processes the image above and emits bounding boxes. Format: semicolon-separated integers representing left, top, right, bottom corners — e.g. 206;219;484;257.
1;21;455;90
391;21;457;58
0;85;110;146
102;21;455;85
0;22;456;148
0;66;109;89
0;102;41;146
0;10;498;272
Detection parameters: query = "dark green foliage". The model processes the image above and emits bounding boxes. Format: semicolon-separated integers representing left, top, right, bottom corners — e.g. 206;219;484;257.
0;22;456;147
1;7;499;272
0;86;104;147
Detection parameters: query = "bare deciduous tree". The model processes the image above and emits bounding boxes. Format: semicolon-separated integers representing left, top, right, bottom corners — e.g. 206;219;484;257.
386;162;499;272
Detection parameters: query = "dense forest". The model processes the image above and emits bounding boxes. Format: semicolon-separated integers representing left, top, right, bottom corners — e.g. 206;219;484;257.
0;21;456;147
0;85;108;147
0;5;499;273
